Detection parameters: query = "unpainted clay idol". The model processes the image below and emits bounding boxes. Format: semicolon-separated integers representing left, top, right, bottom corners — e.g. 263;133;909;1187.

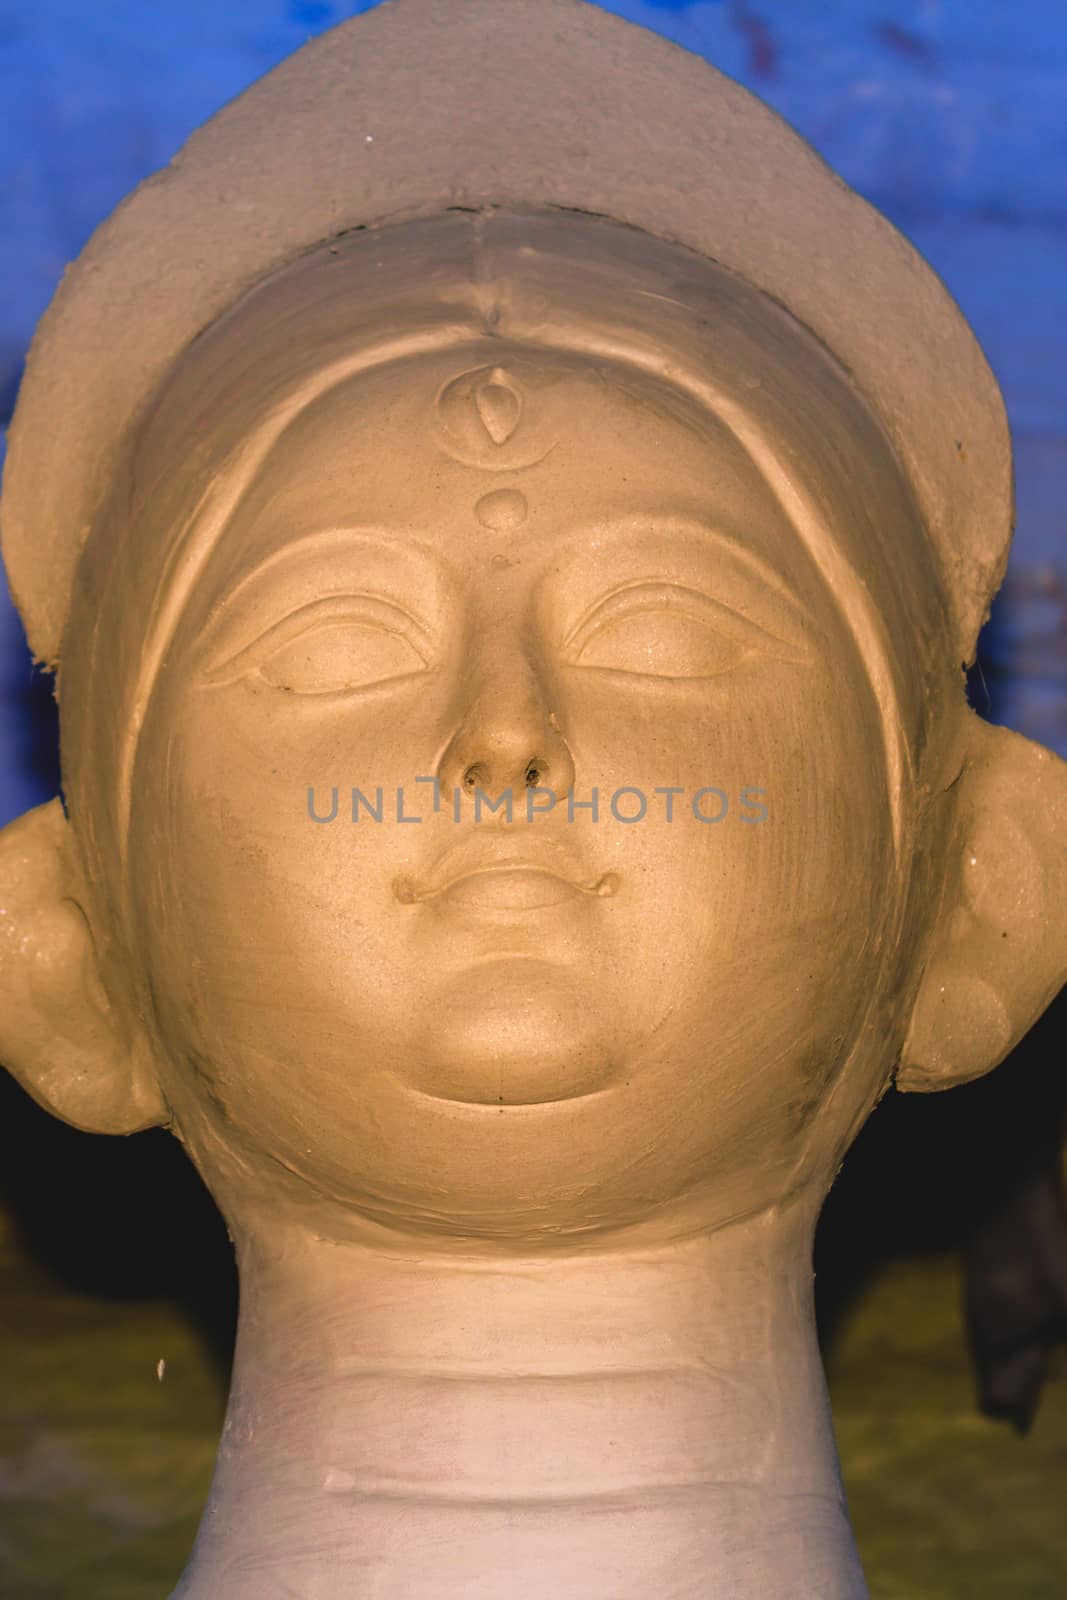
0;4;1064;1597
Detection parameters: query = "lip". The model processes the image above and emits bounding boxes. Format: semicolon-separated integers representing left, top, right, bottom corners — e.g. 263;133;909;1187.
436;864;605;909
395;837;619;909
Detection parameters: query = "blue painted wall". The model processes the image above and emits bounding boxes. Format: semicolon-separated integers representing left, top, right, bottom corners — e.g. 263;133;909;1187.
2;0;1065;822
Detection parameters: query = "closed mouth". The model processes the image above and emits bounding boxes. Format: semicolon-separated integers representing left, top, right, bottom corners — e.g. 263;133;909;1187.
395;863;620;909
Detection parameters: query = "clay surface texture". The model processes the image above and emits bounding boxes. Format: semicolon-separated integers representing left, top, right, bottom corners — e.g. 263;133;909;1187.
0;4;1064;1597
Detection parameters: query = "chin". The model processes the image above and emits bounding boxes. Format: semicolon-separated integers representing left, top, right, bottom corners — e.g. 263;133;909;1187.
406;1029;621;1108
407;959;624;1106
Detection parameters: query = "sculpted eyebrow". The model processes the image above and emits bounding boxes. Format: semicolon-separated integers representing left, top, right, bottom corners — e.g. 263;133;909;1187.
201;527;452;627
547;518;816;637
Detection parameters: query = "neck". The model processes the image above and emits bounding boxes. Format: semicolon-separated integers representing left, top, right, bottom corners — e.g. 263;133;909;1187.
173;1204;866;1599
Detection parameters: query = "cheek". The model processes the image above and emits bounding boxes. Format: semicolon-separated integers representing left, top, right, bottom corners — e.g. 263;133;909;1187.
585;663;894;1203
560;660;891;951
131;682;427;1067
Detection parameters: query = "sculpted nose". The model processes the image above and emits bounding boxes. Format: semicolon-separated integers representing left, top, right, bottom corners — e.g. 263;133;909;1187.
437;652;576;805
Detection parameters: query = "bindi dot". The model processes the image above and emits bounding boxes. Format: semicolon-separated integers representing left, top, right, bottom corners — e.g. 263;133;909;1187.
475;488;528;531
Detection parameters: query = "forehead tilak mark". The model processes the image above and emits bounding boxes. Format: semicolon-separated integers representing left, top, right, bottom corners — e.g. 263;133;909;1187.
473;368;521;445
434;363;539;533
434;362;555;476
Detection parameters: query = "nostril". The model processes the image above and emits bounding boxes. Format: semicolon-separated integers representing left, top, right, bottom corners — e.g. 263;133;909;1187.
463;762;490;791
460;758;549;791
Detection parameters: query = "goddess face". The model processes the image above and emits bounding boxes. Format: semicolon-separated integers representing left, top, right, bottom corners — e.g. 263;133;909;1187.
129;344;896;1243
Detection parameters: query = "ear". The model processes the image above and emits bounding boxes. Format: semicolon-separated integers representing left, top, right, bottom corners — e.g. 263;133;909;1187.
0;798;167;1133
899;715;1067;1092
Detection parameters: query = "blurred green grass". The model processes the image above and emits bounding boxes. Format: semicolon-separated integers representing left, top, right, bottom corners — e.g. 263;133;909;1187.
829;1254;1067;1600
0;1216;220;1600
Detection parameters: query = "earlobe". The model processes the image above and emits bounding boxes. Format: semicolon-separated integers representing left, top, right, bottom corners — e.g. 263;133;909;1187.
899;715;1067;1092
0;797;167;1133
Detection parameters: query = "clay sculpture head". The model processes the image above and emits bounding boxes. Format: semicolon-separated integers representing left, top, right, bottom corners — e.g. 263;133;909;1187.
1;4;1064;1597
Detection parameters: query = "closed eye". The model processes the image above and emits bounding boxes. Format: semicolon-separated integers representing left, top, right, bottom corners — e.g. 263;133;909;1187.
202;595;432;696
565;582;808;681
